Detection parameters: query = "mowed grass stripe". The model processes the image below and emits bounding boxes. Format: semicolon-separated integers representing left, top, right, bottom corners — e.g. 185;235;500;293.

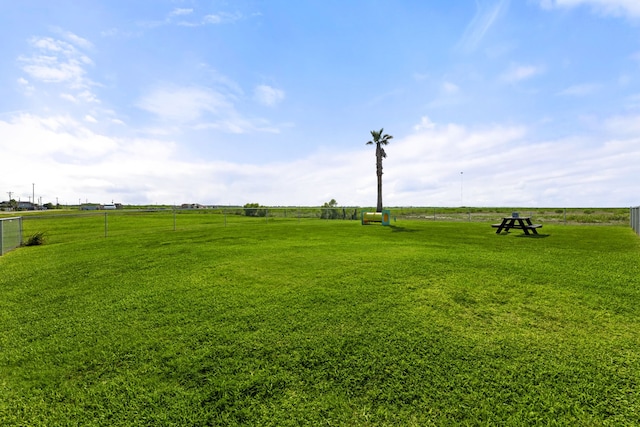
1;215;639;425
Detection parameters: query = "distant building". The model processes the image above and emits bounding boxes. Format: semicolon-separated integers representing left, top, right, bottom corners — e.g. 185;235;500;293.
80;203;100;210
17;201;37;211
181;203;205;209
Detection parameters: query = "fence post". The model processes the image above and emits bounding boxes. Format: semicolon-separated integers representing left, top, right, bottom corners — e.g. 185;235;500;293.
104;212;108;238
631;206;640;235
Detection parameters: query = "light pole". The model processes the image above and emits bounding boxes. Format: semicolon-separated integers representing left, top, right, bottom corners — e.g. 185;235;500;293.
460;172;464;206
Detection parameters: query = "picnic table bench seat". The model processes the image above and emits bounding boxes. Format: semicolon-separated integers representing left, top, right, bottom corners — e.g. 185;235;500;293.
492;223;542;229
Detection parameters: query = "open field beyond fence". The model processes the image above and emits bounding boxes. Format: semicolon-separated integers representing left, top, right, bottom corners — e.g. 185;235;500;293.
1;211;639;425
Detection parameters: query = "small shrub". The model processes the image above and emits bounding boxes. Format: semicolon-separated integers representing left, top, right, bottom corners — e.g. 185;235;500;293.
243;203;267;217
320;199;340;219
24;232;45;246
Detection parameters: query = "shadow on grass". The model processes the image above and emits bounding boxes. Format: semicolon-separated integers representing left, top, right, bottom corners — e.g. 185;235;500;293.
515;233;550;238
389;225;419;233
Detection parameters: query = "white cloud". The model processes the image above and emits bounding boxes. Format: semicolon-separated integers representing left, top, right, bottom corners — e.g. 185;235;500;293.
203;12;242;25
55;28;94;50
137;85;230;122
17;77;34;94
413;116;436;131
538;0;640;18
18;33;98;103
173;11;243;27
101;28;139;38
60;93;78;103
604;113;640;135
21;53;85;83
169;8;193;17
557;83;600;96
442;81;460;94
500;64;545;83
1;112;638;207
137;83;280;134
254;85;285;107
386;119;639;207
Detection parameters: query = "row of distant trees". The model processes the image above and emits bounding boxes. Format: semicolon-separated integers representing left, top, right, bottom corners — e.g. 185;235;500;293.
242;200;357;220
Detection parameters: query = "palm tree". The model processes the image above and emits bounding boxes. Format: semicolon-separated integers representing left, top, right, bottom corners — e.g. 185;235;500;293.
366;128;393;212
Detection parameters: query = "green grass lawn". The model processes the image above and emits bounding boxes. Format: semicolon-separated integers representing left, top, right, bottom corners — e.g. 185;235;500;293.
1;213;640;425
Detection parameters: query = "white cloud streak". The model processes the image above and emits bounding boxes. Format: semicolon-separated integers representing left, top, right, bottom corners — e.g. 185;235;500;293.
538;0;640;18
254;85;285;107
500;64;545;83
457;0;510;52
557;83;600;96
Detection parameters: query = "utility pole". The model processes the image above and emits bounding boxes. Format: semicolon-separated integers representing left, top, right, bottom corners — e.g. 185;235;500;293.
7;191;12;201
460;172;464;206
32;183;35;206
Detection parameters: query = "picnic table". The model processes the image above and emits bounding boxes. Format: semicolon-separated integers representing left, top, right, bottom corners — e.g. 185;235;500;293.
492;217;542;235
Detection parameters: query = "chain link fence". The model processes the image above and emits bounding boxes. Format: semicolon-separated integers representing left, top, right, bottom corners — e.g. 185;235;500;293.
7;206;632;244
0;217;23;255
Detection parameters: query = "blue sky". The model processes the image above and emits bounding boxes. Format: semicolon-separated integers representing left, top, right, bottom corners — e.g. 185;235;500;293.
1;0;639;207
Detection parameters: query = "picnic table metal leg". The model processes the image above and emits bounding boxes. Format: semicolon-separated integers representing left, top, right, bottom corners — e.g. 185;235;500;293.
504;219;516;233
518;219;529;235
524;218;538;235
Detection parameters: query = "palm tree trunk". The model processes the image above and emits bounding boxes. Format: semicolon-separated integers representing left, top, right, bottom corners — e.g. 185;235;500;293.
376;172;383;212
376;146;383;212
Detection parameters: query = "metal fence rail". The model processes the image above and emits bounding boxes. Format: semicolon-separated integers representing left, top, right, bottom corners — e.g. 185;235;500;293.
632;206;640;235
12;206;633;244
0;216;23;255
